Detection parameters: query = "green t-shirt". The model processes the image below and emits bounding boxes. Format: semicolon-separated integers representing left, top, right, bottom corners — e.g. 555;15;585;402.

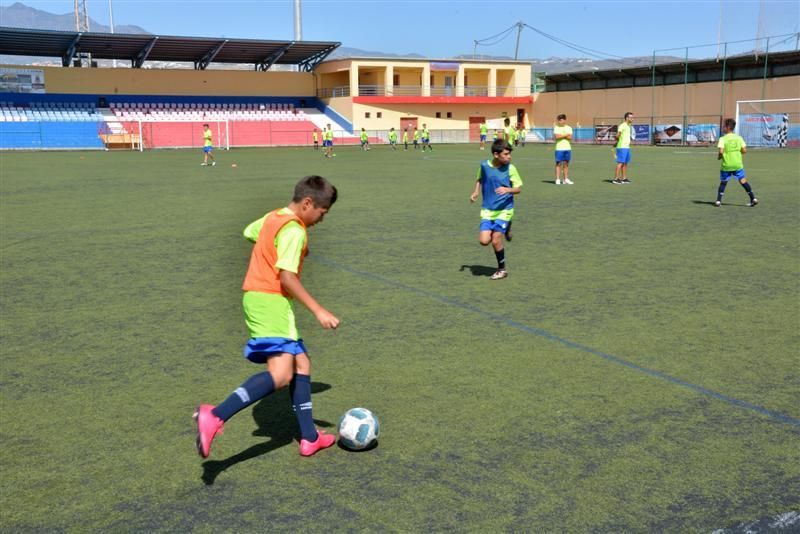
718;133;746;171
203;129;213;147
242;208;307;339
413;130;420;140
360;131;368;141
402;131;409;141
480;123;488;135
503;125;514;141
389;131;398;142
554;125;572;151
616;122;631;149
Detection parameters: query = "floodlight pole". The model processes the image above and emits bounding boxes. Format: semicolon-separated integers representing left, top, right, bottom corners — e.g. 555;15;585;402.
108;0;116;68
294;0;302;41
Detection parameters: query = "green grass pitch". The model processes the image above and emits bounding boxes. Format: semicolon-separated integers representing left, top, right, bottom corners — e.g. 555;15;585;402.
1;143;799;531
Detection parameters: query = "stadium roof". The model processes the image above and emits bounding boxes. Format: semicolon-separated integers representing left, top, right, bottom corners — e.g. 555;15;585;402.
0;27;340;71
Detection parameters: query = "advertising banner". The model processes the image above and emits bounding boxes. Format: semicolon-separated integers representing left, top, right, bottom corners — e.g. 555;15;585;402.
0;67;45;93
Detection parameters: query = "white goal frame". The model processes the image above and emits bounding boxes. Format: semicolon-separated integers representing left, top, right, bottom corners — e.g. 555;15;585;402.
133;119;231;152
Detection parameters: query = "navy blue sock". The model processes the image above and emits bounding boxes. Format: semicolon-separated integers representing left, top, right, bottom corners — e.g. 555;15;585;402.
741;181;755;201
716;181;728;202
494;248;506;269
290;374;318;442
212;372;275;422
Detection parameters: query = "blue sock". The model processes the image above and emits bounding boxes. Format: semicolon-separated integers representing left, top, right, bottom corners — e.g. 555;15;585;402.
716;181;728;202
494;248;506;269
740;181;755;201
212;372;275;422
290;374;318;442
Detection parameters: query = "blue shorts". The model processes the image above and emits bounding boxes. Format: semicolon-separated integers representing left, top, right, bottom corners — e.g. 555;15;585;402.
720;169;746;181
480;134;487;141
361;140;368;145
615;148;631;164
480;219;510;234
244;337;308;363
422;138;430;143
203;146;213;153
555;150;571;162
323;140;332;147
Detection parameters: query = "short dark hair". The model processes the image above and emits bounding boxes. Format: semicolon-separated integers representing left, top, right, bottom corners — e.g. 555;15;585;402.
203;123;209;127
624;112;633;120
491;139;513;155
723;118;736;130
504;117;511;125
557;114;567;121
292;175;338;208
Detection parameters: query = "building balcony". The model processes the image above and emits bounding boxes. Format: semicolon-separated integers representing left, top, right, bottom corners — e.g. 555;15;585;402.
318;85;532;103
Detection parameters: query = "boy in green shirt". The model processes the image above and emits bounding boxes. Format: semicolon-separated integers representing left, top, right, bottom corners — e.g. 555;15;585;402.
479;122;488;150
553;114;574;185
360;128;370;151
612;112;634;184
388;127;398;150
402;128;409;150
715;118;758;207
413;128;420;149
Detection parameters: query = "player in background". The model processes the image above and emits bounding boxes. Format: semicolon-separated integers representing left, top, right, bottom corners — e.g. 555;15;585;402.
469;139;523;281
612;112;634;184
324;124;336;158
503;117;514;145
553;114;574;185
194;175;340;459
413;127;420;149
403;128;409;151
421;123;433;152
312;129;319;150
715;118;758;207
479;121;488;150
201;124;216;166
388;127;398;151
517;125;526;147
360;128;370;151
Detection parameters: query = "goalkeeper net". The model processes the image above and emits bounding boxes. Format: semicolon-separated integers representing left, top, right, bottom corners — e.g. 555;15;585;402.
735;99;800;148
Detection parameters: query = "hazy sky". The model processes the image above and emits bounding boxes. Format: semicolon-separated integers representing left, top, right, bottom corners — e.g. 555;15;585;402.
6;0;800;59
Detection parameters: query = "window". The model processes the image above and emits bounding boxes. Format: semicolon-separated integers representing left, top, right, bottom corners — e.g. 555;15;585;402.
377;112;382;118
365;112;371;118
446;112;452;118
435;112;441;118
393;74;399;86
430;75;434;86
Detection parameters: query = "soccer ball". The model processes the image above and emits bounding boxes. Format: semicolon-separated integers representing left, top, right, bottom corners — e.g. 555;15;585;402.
338;407;380;450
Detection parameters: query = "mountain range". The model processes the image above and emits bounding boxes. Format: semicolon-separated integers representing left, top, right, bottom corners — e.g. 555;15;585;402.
0;2;680;74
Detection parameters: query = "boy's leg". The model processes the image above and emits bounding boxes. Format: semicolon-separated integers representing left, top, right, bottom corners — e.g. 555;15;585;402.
715;180;728;205
490;231;507;279
555;161;561;184
564;161;572;184
194;364;279;458
291;353;335;456
739;178;757;205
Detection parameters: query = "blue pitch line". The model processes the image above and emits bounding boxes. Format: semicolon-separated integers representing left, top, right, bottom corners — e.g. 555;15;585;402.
312;255;800;429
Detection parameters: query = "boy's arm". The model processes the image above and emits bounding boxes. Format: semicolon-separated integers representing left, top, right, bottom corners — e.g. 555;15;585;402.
470;168;482;202
495;167;523;195
279;271;339;329
243;215;266;243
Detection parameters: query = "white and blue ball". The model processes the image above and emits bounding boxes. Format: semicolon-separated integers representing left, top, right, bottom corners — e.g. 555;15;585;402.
338;407;380;450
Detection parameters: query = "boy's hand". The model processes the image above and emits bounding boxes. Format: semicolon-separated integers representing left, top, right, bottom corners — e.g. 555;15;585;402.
495;186;510;195
315;308;340;330
470;192;479;202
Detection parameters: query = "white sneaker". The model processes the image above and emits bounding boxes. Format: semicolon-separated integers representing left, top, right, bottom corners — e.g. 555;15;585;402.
211;161;216;166
555;179;562;185
201;162;207;166
564;179;574;185
747;198;758;207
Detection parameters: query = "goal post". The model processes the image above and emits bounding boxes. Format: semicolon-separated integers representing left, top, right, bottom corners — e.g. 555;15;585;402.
734;98;800;148
131;120;230;151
